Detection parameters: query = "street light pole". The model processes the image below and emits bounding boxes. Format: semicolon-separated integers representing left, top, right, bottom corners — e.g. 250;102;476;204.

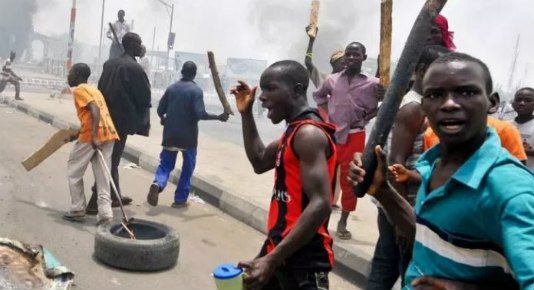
98;0;106;60
166;3;174;71
66;0;77;71
154;0;174;71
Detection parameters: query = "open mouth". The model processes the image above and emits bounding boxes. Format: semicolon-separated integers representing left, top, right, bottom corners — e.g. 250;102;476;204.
438;119;465;134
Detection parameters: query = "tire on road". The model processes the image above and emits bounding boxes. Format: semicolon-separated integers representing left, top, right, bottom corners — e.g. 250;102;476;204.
94;219;180;271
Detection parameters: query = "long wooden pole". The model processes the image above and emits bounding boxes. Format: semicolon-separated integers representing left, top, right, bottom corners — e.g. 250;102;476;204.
379;0;393;86
207;51;234;115
353;0;448;197
307;0;320;38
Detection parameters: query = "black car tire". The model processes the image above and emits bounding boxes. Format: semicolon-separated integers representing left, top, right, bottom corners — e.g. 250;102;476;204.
94;219;180;271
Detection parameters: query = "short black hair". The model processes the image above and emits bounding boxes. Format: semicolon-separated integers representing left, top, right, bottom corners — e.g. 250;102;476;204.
431;52;493;94
266;60;309;94
418;45;450;68
71;63;91;80
516;87;534;95
346;42;367;54
122;32;141;51
181;61;197;79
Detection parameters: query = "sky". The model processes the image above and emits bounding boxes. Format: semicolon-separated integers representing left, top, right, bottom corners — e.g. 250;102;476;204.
29;0;534;97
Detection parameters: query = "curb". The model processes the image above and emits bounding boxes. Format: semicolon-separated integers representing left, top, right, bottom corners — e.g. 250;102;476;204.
2;98;372;283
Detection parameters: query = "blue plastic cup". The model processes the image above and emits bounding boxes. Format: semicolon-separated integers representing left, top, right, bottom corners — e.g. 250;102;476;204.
212;263;243;290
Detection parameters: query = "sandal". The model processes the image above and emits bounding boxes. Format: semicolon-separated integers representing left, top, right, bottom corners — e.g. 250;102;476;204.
336;229;352;240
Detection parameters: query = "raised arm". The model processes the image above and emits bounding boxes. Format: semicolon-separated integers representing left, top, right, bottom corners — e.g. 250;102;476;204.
231;81;277;174
304;26;322;88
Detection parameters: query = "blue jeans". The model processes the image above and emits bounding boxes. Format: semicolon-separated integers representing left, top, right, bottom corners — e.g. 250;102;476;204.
153;148;197;203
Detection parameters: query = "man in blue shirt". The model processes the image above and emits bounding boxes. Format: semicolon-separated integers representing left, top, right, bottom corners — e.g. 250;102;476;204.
348;52;534;289
146;61;228;207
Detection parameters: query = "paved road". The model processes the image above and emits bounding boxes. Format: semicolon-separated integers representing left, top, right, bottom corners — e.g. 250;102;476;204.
0;104;360;289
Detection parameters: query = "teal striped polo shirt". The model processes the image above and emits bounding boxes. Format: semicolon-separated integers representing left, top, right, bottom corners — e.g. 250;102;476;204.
404;128;534;290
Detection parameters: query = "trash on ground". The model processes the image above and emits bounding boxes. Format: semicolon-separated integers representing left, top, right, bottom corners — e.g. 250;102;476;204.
0;238;74;290
189;193;205;204
122;162;140;169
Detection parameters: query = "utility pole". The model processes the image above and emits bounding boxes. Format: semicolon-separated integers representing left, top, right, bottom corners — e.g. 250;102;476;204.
507;35;520;92
66;0;77;71
154;0;175;71
167;3;174;71
98;0;106;60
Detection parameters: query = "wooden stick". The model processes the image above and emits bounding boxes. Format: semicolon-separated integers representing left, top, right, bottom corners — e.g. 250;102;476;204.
307;1;320;38
379;0;393;87
353;0;448;197
207;51;234;115
21;128;79;171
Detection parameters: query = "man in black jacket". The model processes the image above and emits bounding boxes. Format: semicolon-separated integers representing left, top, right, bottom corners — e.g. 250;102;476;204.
87;32;151;213
146;61;228;207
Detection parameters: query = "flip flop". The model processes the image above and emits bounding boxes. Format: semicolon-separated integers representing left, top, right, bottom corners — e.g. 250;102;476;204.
147;183;160;206
336;229;352;240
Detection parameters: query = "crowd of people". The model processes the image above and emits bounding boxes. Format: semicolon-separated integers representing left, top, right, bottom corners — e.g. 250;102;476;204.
5;7;531;290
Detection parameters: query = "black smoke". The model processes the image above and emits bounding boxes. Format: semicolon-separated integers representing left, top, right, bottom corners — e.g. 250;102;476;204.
0;0;37;58
247;0;378;73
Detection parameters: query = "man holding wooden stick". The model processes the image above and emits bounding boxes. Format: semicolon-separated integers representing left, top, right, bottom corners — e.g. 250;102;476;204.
146;61;228;208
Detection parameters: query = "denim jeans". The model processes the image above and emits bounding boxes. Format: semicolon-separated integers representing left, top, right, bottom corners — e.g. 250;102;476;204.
366;209;412;290
153;148;197;203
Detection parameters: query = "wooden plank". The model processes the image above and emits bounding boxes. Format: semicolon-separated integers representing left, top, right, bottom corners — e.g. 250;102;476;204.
353;0;448;197
307;0;320;38
207;51;234;115
22;128;79;171
379;0;393;87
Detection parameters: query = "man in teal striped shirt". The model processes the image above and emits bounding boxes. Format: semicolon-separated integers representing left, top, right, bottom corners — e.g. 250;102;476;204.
349;52;534;289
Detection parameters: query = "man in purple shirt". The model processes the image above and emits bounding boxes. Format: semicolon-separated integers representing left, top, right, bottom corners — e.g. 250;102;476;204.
313;42;381;239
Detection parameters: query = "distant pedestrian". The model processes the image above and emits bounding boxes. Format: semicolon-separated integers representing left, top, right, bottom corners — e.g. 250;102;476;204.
63;63;118;226
86;32;151;214
146;61;228;208
313;42;384;240
511;87;534;170
0;51;23;100
107;10;130;60
232;60;336;290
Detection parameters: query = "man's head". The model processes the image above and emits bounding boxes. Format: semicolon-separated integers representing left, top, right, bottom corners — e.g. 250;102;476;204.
181;61;197;80
118;10;125;22
329;50;345;73
122;32;143;57
422;52;494;147
258;60;309;124
9;51;16;61
344;42;367;74
428;15;456;51
412;45;450;91
68;63;91;87
512;87;534;117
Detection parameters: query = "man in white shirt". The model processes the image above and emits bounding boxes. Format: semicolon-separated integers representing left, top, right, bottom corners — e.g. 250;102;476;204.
107;10;131;60
0;51;23;100
511;87;534;170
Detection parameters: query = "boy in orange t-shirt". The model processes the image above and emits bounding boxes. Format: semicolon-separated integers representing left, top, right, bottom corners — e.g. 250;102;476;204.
63;63;119;226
